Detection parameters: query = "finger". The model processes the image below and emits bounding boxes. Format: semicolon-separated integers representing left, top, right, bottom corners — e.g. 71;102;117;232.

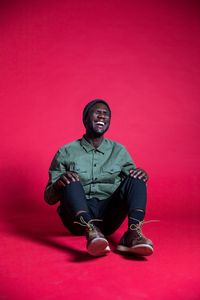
71;172;80;181
61;175;71;184
65;172;76;182
54;180;65;190
129;170;138;176
57;180;66;187
140;174;149;182
138;172;147;180
133;170;143;178
54;179;67;189
130;168;143;176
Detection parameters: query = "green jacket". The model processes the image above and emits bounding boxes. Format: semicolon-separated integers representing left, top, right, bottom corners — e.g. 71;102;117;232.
44;136;136;204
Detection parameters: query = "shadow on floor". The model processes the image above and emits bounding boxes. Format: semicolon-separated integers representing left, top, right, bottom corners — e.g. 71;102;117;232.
0;164;100;262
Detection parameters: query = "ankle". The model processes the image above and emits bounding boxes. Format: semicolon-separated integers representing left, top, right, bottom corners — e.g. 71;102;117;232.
128;209;145;228
75;211;92;224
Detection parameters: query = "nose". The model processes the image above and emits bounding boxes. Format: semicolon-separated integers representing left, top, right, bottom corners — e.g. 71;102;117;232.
97;111;109;120
98;112;105;119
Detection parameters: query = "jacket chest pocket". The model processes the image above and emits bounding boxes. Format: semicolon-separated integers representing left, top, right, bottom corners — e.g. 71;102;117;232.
101;165;121;183
69;163;89;183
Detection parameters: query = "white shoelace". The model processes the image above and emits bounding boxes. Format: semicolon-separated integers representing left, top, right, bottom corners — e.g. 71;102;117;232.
129;218;159;237
74;216;103;231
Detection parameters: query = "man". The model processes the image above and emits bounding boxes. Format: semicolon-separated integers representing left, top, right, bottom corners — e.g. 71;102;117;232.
44;99;153;257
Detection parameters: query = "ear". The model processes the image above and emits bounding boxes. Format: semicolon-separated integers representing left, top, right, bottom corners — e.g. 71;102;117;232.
83;114;90;127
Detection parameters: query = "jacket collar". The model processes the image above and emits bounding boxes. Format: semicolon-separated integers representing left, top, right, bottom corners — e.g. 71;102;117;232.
80;135;107;154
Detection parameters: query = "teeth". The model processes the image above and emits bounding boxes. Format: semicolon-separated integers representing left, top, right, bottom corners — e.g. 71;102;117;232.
96;121;105;126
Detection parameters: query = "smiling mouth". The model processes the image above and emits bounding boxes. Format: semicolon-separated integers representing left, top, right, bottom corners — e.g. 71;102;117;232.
96;121;105;126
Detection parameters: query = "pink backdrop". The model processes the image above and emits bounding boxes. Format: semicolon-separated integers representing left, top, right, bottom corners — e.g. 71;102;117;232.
1;2;200;300
1;0;200;220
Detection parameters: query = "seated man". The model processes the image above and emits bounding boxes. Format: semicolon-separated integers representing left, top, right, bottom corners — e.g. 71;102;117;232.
44;99;153;257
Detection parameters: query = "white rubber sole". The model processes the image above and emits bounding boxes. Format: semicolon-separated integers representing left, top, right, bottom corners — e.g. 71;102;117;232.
87;238;110;257
116;244;153;256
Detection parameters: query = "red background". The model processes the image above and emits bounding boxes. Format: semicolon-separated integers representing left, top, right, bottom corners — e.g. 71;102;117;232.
1;1;200;299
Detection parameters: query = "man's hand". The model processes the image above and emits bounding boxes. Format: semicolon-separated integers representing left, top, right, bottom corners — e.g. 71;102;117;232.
54;171;80;190
129;168;149;182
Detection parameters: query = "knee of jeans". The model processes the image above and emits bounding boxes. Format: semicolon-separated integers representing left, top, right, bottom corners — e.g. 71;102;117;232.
128;176;146;186
63;180;83;187
61;180;84;193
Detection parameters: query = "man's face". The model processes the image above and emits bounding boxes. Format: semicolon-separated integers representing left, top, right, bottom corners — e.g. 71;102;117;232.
85;103;111;136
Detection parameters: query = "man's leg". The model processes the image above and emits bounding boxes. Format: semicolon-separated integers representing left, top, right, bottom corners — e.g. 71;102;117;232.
117;176;153;256
57;181;110;256
99;176;153;256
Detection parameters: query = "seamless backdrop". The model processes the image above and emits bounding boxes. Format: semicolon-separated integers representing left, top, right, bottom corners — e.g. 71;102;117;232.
1;1;200;299
1;0;200;220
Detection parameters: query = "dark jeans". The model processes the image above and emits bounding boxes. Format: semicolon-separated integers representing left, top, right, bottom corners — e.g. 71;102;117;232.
57;176;147;236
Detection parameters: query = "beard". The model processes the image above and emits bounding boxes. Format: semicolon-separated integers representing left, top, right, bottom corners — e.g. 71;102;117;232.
85;121;109;137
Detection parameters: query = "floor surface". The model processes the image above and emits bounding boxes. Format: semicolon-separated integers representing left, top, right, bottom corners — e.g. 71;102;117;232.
0;209;200;300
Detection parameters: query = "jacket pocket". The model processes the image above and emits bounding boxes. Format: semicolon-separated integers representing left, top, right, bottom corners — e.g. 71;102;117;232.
102;165;121;174
101;165;121;183
69;163;89;183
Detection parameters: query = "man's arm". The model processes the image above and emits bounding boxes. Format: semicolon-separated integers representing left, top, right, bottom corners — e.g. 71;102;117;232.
44;149;79;205
44;150;65;204
44;171;80;205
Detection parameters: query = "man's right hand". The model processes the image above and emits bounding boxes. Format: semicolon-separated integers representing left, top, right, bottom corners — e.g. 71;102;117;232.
54;172;80;190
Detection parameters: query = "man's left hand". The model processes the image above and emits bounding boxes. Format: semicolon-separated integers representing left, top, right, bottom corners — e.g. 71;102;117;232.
129;168;149;182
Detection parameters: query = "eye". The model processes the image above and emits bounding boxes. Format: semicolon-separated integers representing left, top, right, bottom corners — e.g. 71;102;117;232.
95;110;110;116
